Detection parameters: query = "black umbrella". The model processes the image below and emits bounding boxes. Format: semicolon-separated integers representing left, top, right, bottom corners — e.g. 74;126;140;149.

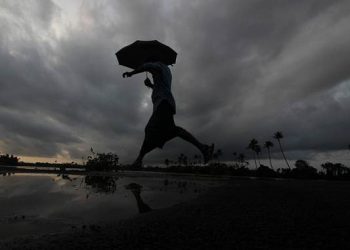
116;40;177;69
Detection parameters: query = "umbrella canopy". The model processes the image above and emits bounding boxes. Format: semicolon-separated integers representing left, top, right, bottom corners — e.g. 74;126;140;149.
116;40;177;69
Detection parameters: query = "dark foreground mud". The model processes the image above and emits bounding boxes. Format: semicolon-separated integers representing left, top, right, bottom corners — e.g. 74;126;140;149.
1;178;350;250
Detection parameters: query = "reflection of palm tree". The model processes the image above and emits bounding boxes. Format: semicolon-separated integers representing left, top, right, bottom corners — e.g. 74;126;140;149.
264;141;274;170
273;131;291;169
125;183;152;213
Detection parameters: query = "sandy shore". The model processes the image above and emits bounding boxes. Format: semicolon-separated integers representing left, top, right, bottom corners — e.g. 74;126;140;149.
1;178;350;249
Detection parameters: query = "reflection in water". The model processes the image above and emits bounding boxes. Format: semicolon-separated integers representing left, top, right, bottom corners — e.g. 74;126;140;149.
1;171;12;176
81;175;152;213
84;175;118;194
125;183;152;213
58;174;73;181
0;171;223;239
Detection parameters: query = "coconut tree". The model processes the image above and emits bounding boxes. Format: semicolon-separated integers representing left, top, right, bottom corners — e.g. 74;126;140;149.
177;154;185;166
216;149;223;163
237;153;248;168
164;158;170;167
212;152;218;163
254;145;261;167
264;141;274;170
212;149;223;164
193;154;198;165
232;152;238;166
273;131;291;169
196;154;202;165
183;155;188;166
247;139;259;169
179;154;188;166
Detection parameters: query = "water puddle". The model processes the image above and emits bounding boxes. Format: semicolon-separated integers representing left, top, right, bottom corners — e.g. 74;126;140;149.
0;171;228;239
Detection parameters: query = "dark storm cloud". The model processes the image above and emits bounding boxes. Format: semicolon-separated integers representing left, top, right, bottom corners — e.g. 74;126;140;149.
148;0;350;162
0;0;349;164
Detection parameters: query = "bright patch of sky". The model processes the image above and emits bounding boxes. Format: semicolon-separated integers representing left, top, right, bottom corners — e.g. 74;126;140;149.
332;79;350;102
51;0;82;38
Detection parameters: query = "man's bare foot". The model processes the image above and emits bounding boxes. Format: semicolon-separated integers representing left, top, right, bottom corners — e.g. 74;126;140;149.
202;143;214;164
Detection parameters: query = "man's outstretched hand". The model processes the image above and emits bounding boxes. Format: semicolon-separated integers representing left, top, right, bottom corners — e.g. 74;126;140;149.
122;72;133;78
144;78;154;89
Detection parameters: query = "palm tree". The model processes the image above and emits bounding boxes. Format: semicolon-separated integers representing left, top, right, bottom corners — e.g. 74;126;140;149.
216;149;223;163
264;141;274;170
212;149;222;164
197;154;202;165
237;153;247;168
177;154;185;166
182;154;188;166
273;131;291;169
212;152;218;162
232;152;238;166
164;158;170;167
193;154;198;165
247;139;259;169
254;145;261;167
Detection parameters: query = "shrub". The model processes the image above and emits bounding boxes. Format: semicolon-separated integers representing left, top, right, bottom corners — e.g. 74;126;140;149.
86;152;119;171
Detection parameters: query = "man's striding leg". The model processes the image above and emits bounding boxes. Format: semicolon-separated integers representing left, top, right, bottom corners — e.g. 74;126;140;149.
132;138;158;168
175;126;214;163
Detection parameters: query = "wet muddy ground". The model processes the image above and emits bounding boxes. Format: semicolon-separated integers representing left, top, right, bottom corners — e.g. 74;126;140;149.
1;178;350;249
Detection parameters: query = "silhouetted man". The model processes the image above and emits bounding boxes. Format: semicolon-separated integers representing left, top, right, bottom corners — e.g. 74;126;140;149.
123;60;214;167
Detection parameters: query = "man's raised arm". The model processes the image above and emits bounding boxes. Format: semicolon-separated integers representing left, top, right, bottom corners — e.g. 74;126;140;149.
122;62;161;78
122;67;144;78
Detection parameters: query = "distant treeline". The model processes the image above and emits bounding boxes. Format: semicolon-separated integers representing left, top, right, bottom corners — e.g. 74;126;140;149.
131;160;350;180
1;147;350;180
0;154;19;166
0;149;119;172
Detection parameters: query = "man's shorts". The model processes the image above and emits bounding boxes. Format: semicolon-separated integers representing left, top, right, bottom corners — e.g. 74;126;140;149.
145;101;177;148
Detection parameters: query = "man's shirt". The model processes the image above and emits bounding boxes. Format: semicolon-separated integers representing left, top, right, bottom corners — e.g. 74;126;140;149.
139;62;176;114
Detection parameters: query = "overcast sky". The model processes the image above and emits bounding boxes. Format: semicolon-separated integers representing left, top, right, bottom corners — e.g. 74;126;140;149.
0;0;349;166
